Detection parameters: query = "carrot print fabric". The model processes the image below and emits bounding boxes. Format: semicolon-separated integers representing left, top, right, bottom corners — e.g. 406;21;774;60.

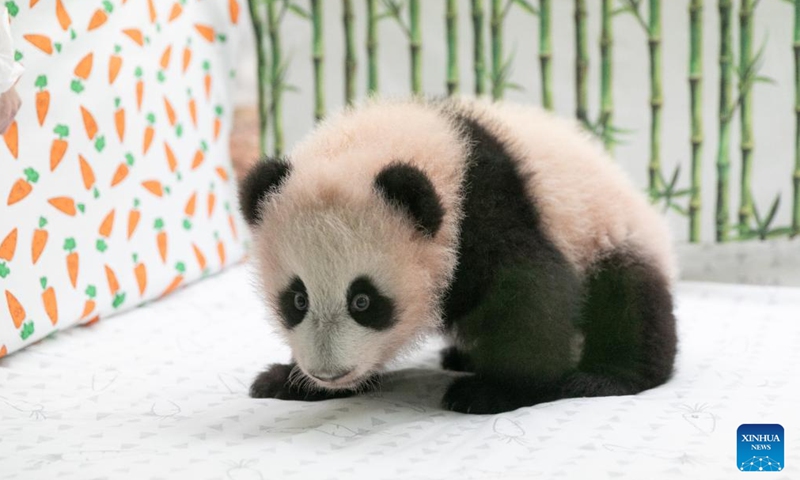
0;0;248;356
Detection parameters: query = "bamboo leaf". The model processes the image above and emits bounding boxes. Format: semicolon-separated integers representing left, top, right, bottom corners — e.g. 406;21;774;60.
510;0;538;15
762;195;782;230
287;3;310;19
668;203;689;216
766;227;794;238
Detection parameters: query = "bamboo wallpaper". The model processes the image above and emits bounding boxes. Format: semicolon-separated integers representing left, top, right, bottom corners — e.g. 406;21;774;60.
245;0;800;244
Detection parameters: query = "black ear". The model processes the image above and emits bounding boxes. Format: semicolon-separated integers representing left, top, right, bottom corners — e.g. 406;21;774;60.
374;162;444;238
238;157;292;225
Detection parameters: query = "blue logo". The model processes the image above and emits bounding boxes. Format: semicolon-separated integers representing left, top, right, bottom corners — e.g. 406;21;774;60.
737;424;784;472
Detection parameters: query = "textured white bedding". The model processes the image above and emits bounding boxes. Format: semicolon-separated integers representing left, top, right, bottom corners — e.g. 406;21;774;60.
0;263;798;480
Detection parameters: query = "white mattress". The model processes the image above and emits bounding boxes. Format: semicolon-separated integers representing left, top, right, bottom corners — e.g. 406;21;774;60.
1;264;798;480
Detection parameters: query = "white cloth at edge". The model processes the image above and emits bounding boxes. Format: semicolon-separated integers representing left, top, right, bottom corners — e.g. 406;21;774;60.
0;7;23;92
0;263;798;480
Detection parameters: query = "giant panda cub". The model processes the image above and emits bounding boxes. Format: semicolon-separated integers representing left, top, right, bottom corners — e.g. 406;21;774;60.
239;97;678;414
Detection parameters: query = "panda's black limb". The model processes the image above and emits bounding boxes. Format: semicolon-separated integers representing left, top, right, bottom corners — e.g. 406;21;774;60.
249;363;378;401
441;253;677;414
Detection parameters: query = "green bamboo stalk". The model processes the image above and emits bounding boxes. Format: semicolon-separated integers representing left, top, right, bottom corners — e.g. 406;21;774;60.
738;0;755;233
490;0;503;99
247;0;269;155
539;0;552;110
647;0;663;198
366;0;379;95
446;0;459;95
409;0;421;95
793;0;800;235
267;0;283;156
311;0;324;121
600;0;613;151
472;0;486;95
716;0;733;242
343;0;357;105
575;0;588;123
689;0;703;242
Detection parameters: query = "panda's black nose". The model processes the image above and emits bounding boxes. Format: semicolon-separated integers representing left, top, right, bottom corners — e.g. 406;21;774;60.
308;369;353;382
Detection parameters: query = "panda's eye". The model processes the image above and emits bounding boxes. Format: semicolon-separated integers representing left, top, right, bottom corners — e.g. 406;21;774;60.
351;293;370;312
293;292;308;311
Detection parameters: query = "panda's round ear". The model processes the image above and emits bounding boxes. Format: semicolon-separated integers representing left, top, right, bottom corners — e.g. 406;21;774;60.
238;157;292;226
374;162;444;238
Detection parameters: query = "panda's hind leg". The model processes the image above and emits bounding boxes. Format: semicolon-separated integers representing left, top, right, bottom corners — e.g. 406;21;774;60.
565;250;678;397
440;346;474;372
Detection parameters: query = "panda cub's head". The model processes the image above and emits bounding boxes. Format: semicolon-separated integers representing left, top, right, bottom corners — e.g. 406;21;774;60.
239;157;448;391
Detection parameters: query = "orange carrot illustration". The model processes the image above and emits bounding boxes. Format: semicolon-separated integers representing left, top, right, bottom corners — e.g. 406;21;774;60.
7;168;39;206
194;24;215;42
207;185;216;218
3;121;18;159
168;1;183;22
188;95;197;127
160;45;172;70
191;141;207;170
55;0;72;30
79;155;95;190
143;113;155;155
111;153;134;187
0;345;6;358
114;97;125;141
163;97;177;126
98;209;115;238
142;180;164;197
161;262;185;296
216;234;226;265
80;106;98;140
147;0;156;22
81;285;97;319
226;203;238;240
87;0;113;30
192;243;207;270
74;53;93;80
0;228;17;261
155;218;167;263
104;264;120;295
182;43;192;73
64;237;78;287
128;198;141;239
35;75;49;126
24;34;53;54
215;166;229;182
49;197;77;216
49;124;69;171
40;277;58;325
6;290;26;328
32;217;48;264
109;45;122;84
184;192;197;217
31;0;41;7
229;0;240;23
135;67;144;111
123;28;144;46
164;142;178;172
202;60;211;100
133;253;147;295
213;105;223;141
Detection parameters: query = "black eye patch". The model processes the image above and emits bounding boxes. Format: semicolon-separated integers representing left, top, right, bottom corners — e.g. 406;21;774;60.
278;277;308;328
346;276;396;331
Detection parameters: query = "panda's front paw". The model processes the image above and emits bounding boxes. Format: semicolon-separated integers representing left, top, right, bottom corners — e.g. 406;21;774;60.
250;363;361;402
250;363;299;399
442;376;527;414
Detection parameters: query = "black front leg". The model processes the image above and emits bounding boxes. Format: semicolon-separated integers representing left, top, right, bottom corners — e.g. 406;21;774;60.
250;363;366;401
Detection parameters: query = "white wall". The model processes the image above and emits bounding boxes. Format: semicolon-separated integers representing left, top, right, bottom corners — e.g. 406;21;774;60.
235;1;797;245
